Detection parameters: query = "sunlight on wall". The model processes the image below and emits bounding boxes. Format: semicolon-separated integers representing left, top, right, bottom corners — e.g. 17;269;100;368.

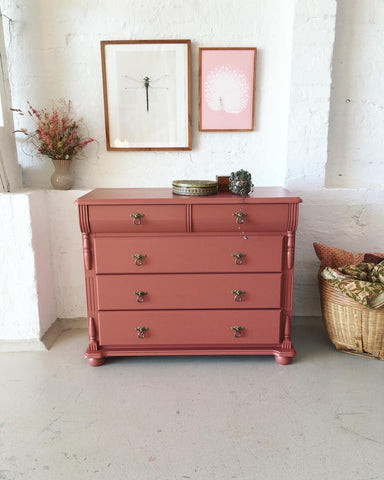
326;0;384;187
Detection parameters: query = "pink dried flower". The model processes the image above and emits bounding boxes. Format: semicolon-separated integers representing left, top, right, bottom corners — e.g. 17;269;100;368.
14;101;94;161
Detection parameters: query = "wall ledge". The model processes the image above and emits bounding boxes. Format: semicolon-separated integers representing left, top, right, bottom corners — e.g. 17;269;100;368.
0;338;47;353
295;186;384;205
0;317;87;352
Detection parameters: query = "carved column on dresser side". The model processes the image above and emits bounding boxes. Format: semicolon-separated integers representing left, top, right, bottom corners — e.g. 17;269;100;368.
85;275;98;350
86;315;105;366
78;204;92;271
78;204;103;363
280;203;299;354
85;271;104;364
87;316;97;352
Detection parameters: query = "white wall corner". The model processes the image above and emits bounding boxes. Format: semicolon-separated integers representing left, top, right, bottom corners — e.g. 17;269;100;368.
285;0;338;189
46;189;89;320
0;190;58;342
0;192;40;340
28;190;57;337
326;0;384;187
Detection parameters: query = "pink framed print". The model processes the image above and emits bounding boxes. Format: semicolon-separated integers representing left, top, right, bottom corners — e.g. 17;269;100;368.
199;48;257;132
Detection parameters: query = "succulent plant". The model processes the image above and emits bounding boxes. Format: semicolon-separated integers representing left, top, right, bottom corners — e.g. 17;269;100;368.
229;169;254;197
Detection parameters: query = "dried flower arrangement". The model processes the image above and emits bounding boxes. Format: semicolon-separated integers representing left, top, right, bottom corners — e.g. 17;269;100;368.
12;100;94;161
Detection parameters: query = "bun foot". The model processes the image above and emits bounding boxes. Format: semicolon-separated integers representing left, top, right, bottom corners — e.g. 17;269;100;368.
275;355;292;365
88;357;105;367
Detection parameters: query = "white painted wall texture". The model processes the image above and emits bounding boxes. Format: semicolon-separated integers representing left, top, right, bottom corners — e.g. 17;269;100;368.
1;0;384;342
0;192;42;339
3;0;294;189
327;0;384;187
0;6;21;191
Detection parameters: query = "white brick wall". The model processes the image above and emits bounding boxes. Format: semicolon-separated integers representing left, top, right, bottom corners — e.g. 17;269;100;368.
2;0;294;189
327;0;384;187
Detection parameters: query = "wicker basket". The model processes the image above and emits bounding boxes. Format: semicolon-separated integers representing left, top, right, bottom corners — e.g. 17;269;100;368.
318;272;384;359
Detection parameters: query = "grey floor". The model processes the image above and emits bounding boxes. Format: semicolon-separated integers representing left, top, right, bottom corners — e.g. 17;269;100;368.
0;317;383;480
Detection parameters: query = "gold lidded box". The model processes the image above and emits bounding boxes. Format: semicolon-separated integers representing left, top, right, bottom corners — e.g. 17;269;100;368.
172;180;218;196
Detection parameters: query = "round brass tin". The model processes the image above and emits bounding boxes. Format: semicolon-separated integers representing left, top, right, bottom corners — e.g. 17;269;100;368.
172;180;218;196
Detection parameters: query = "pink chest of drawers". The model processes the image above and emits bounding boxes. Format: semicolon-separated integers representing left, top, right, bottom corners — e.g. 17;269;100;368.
76;187;301;366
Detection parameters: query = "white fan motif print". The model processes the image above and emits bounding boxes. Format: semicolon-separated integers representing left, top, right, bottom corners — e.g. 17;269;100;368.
204;65;250;114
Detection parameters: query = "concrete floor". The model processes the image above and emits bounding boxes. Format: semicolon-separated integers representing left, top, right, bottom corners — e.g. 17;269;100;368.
0;317;383;480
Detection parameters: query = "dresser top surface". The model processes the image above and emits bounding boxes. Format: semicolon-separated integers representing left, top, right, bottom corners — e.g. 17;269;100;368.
76;187;302;205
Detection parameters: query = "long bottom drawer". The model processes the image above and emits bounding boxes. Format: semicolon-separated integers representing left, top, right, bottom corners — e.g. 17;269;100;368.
98;310;282;347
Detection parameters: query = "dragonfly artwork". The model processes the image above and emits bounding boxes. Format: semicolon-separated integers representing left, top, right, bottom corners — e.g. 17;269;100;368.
101;40;191;150
123;74;170;112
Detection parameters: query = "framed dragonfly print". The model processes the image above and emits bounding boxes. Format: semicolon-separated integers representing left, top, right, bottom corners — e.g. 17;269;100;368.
101;40;191;150
199;48;257;131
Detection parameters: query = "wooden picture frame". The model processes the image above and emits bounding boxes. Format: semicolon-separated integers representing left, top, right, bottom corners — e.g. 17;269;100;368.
101;40;191;151
199;47;257;132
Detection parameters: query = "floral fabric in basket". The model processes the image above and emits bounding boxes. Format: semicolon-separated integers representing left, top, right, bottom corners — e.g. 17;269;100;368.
321;262;384;309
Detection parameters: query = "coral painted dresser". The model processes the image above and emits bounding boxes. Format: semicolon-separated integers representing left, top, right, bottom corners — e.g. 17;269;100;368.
76;188;301;366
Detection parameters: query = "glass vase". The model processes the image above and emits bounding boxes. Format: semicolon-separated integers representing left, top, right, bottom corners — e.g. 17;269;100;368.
51;159;74;190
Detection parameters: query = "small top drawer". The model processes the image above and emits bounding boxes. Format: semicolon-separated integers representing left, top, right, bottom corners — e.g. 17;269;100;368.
192;204;289;232
88;205;186;233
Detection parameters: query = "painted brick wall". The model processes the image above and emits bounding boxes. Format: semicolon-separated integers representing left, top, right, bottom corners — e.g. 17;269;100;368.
327;0;384;187
2;0;294;189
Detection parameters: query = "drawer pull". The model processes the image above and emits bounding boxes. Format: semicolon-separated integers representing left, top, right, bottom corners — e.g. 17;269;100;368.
232;211;248;224
231;326;245;338
232;289;246;302
135;326;149;338
133;253;147;266
130;213;145;225
232;252;247;265
134;290;148;302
